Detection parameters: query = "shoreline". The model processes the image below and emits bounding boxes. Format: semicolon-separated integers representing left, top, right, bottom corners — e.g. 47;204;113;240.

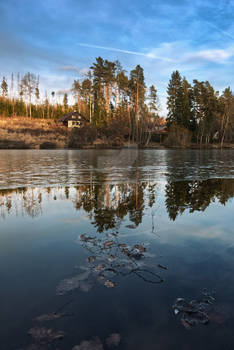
0;142;234;150
0;117;234;150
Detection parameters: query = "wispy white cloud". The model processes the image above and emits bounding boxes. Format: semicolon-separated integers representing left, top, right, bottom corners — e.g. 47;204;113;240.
78;43;174;62
80;67;89;75
59;65;79;72
184;48;234;63
147;41;234;65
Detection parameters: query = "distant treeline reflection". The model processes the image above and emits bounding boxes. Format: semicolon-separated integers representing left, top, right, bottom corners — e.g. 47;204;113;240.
166;179;234;220
1;178;234;226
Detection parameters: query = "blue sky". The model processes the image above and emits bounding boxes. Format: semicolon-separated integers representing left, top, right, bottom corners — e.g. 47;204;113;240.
0;0;234;114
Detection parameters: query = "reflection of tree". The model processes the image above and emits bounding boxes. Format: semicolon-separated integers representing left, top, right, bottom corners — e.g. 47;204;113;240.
2;179;234;223
0;187;42;218
73;181;149;232
0;182;155;229
166;179;234;220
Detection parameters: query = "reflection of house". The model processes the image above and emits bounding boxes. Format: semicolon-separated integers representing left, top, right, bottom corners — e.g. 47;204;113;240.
59;112;89;128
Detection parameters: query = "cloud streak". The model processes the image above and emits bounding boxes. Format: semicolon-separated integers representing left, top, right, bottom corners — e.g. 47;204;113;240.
206;21;234;41
78;43;174;62
59;65;79;72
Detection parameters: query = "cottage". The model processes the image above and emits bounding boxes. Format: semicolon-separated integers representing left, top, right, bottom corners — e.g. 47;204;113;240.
59;112;89;128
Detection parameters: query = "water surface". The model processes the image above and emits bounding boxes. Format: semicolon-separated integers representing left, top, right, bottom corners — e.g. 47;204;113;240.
1;150;234;350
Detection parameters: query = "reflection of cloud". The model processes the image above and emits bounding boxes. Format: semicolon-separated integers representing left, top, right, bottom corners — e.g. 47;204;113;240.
63;216;89;223
57;88;71;95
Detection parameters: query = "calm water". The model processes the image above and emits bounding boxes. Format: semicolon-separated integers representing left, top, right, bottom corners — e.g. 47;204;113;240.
1;150;234;350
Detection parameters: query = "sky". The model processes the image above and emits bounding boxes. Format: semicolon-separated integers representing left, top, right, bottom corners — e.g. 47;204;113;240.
0;0;234;115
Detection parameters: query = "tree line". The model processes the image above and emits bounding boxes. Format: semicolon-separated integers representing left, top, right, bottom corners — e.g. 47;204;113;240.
1;59;234;145
0;58;158;144
167;70;234;146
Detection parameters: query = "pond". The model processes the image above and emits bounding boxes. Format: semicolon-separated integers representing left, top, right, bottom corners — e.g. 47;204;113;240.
1;149;234;350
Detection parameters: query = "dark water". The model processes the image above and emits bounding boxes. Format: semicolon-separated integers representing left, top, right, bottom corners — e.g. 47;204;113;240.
1;150;234;350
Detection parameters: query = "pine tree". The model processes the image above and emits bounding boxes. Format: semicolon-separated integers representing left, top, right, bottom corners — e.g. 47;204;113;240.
219;87;234;147
129;65;146;141
167;70;184;126
63;93;68;112
90;57;106;126
182;78;193;129
148;85;158;116
1;77;8;97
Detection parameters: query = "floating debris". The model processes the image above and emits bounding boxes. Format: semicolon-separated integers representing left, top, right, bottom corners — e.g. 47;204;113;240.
108;255;115;262
104;240;115;248
126;224;136;229
88;256;95;263
28;327;64;344
130;252;143;260
118;243;127;248
173;292;216;329
122;247;131;256
80;234;95;243
104;280;116;288
105;333;121;347
56;271;91;295
173;298;195;314
72;337;104;350
111;232;118;237
95;264;105;271
158;264;167;270
133;244;146;252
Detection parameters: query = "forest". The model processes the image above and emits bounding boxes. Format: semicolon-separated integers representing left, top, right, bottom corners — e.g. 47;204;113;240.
0;57;234;146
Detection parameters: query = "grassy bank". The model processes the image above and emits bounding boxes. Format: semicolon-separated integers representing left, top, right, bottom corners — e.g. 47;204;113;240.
0;117;68;149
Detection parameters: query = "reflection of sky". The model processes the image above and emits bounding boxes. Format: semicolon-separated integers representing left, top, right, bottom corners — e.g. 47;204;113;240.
2;150;234;348
1;182;234;348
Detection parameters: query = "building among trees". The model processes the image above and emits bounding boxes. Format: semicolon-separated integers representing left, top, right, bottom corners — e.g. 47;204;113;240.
59;112;89;128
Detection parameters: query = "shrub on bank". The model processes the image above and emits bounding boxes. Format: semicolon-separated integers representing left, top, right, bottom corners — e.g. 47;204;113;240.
164;123;191;148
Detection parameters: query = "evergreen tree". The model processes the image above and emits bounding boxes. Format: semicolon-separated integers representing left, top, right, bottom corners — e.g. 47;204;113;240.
219;87;234;146
167;70;184;126
182;78;194;129
1;77;8;97
129;65;146;141
148;85;158;116
63;93;68;112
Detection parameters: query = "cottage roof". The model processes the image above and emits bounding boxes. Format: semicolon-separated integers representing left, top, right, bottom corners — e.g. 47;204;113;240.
59;112;88;122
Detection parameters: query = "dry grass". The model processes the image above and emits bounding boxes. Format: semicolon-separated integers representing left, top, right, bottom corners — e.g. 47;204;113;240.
0;116;68;149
